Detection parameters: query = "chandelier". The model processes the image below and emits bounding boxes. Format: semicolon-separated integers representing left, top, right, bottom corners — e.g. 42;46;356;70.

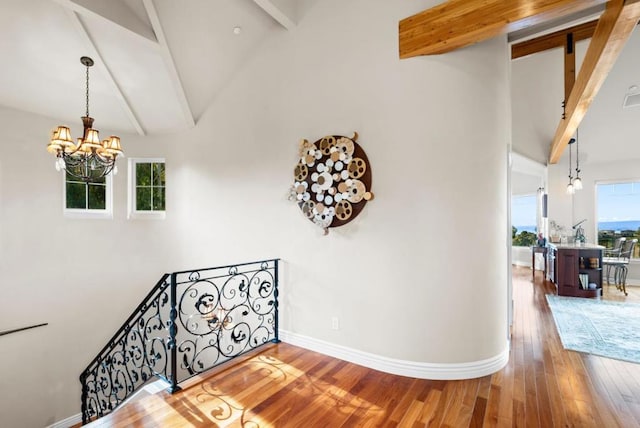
46;56;123;182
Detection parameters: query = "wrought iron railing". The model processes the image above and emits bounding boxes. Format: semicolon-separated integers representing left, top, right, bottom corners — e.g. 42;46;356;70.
79;259;279;424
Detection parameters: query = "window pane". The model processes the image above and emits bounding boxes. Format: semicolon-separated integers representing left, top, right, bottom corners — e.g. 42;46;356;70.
137;163;152;186
512;195;537;247
597;181;640;258
66;182;87;209
88;184;106;210
153;163;165;186
153;187;165;211
137;187;152;211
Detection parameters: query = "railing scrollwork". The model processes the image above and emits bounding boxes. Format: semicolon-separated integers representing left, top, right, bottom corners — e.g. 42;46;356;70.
79;259;279;424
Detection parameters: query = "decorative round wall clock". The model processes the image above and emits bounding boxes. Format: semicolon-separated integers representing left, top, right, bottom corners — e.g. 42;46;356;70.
289;132;373;235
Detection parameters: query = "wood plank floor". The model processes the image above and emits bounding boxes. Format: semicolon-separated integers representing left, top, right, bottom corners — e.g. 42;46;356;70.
86;267;640;427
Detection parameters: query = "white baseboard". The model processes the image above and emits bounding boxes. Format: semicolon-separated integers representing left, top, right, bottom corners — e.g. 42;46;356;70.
46;413;82;428
279;330;509;380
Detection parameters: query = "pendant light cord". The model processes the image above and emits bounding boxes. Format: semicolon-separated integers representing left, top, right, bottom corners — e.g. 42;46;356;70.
575;129;580;176
568;137;572;180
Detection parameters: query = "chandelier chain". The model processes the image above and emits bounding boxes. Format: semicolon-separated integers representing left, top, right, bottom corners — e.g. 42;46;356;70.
85;62;90;118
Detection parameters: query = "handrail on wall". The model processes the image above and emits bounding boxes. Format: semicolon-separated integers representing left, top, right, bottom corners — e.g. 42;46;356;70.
0;323;48;337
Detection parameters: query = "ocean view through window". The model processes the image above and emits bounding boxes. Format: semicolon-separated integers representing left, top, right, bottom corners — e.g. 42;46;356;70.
597;181;640;258
512;194;537;246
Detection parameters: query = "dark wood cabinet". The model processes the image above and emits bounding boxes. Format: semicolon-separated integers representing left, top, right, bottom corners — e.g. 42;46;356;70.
549;244;603;298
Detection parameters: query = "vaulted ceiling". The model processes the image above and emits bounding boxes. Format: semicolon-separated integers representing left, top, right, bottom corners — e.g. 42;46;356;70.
3;0;639;169
0;0;311;136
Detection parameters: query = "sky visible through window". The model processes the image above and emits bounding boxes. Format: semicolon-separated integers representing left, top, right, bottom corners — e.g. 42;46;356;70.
512;194;537;233
597;182;640;229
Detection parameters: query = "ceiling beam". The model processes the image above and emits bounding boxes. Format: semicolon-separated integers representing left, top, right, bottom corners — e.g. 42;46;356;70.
53;0;158;48
142;0;195;128
549;0;640;163
64;9;146;136
253;0;297;30
399;0;608;58
511;20;598;59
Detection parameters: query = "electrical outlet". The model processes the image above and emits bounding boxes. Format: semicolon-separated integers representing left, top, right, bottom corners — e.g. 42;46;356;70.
331;317;340;330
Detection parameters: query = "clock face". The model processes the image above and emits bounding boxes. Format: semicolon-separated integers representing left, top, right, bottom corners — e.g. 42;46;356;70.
291;133;373;233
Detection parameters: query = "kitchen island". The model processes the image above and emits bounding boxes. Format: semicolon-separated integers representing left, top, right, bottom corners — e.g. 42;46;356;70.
546;243;604;298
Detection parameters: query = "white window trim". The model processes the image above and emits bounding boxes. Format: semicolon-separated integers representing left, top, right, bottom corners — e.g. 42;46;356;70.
63;173;113;219
128;158;166;220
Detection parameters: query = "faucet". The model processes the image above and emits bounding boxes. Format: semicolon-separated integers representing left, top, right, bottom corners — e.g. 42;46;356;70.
573;219;587;243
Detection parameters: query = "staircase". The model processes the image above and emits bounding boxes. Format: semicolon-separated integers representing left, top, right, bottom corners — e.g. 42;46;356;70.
79;259;280;425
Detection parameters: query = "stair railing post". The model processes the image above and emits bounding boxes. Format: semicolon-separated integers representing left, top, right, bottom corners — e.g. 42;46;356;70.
273;259;281;343
168;272;181;393
80;373;87;425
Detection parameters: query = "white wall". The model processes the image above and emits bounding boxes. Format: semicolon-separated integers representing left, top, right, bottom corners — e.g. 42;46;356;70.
0;1;511;426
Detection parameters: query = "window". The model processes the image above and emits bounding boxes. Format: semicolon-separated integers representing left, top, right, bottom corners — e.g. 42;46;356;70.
128;158;166;219
512;194;537;246
597;181;640;258
64;172;112;218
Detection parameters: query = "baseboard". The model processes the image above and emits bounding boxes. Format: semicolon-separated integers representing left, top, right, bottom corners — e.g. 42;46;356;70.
46;413;82;428
279;330;509;380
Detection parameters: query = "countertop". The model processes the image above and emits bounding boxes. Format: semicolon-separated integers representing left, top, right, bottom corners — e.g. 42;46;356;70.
547;243;605;250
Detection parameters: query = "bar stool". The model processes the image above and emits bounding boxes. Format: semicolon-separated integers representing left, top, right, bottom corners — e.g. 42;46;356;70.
606;238;636;296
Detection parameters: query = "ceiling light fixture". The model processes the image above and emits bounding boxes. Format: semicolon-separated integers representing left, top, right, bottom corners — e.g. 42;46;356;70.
566;137;575;195
573;129;583;190
46;56;123;182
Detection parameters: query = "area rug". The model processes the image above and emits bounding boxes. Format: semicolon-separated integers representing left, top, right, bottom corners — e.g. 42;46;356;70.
546;295;640;364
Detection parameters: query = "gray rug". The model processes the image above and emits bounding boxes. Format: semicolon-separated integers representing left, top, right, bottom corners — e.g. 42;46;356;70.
546;294;640;364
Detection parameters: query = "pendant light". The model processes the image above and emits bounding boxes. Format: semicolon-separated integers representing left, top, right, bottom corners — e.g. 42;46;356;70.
566;137;575;195
573;129;583;190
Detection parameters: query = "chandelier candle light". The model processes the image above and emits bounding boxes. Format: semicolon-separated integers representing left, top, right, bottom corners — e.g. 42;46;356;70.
46;56;123;182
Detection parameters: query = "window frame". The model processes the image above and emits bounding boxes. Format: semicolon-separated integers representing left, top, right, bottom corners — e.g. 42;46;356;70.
63;172;113;219
127;157;166;220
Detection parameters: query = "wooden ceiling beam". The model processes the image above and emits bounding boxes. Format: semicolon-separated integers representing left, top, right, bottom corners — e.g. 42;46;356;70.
549;0;640;164
511;20;598;59
399;0;607;58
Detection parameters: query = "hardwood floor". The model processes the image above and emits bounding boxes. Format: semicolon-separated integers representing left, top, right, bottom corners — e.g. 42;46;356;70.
87;267;640;427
